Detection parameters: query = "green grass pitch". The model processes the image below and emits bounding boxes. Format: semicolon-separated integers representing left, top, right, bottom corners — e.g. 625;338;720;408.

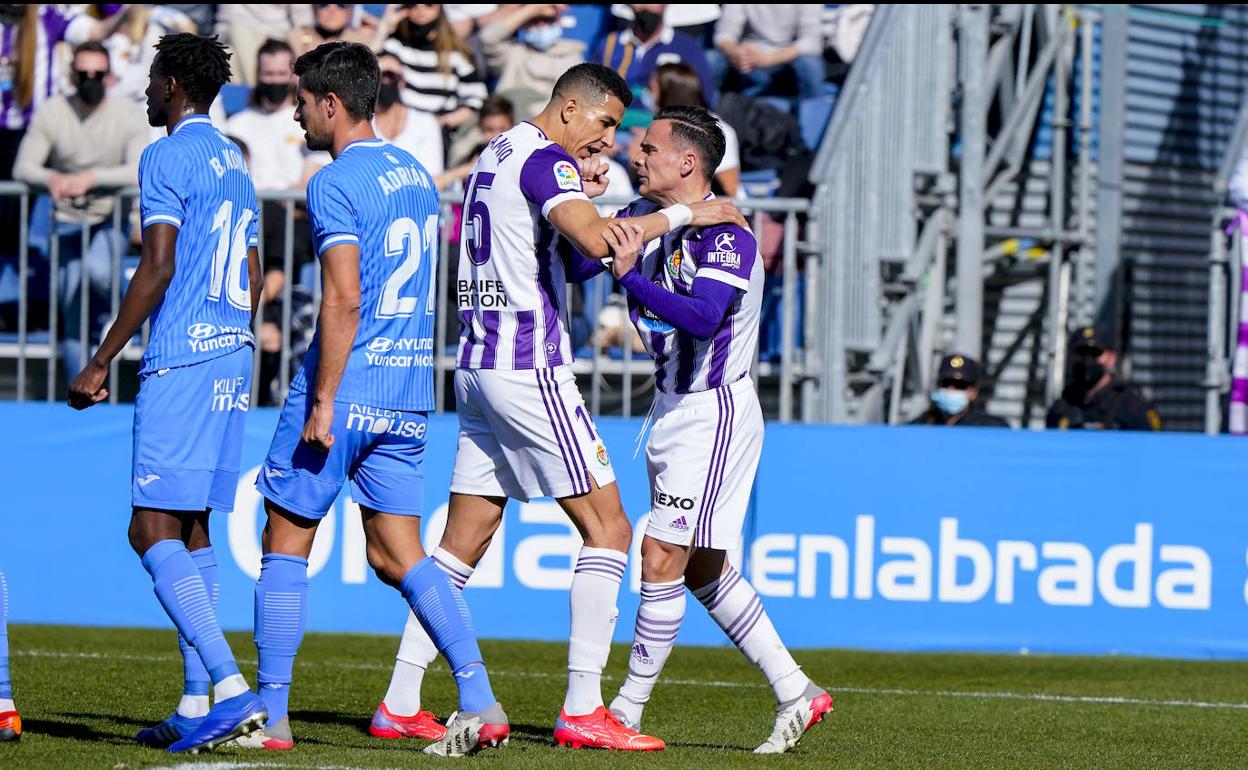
3;624;1246;768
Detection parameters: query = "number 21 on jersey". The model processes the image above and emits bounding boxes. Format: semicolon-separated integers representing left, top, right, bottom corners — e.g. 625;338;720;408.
378;214;439;319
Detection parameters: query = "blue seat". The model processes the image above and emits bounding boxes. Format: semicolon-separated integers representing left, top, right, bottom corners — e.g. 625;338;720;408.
220;84;251;118
298;261;318;291
757;273;804;364
563;5;611;51
798;94;837;152
27;194;52;254
739;169;781;197
120;256;141;298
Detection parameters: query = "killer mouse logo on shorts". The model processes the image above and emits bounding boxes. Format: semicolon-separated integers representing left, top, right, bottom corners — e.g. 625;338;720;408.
553;160;581;192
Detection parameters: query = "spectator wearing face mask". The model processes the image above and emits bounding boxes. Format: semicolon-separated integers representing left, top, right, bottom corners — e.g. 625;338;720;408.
225;38;327;193
910;354;1010;427
12;40;146;376
595;4;715;108
288;3;378;58
374;51;445;177
382;3;487;131
478;4;585;119
1046;326;1162;431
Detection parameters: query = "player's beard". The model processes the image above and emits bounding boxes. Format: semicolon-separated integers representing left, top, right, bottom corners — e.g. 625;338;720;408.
304;124;332;152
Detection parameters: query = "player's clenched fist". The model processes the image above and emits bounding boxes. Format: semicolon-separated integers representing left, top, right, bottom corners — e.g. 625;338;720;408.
302;401;335;452
577;156;610;199
67;361;109;410
605;221;645;279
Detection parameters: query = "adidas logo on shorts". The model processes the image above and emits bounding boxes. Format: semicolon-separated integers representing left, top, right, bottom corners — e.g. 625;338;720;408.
671;516;689;531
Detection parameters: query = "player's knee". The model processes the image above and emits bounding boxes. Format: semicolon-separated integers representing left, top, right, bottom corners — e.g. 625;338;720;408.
365;542;406;587
641;536;687;581
127;513;160;556
582;510;632;552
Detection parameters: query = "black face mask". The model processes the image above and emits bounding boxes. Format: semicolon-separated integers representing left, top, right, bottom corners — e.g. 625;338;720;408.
1068;353;1107;393
256;82;291;106
632;10;663;38
0;5;23;27
314;22;347;39
76;77;106;107
397;19;439;45
378;80;402;109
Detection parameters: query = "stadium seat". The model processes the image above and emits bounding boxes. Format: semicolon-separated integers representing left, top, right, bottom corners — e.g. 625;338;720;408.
220;84;252;118
739;169;781;197
298;261;318;291
758;273;805;363
798;94;838;153
563;4;611;51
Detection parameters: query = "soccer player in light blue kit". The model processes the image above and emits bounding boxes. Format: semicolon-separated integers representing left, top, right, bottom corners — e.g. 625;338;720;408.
0;569;17;742
67;33;268;753
237;42;506;756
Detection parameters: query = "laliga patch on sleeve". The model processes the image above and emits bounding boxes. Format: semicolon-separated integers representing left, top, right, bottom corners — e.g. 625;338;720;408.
553;160;581;192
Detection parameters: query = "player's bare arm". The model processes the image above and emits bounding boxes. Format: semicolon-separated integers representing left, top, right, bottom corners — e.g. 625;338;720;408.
305;242;361;450
547;193;744;262
67;222;179;410
248;245;262;321
604;220;645;276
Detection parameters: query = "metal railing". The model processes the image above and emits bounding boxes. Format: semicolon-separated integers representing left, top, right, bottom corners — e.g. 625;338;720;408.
0;184;815;422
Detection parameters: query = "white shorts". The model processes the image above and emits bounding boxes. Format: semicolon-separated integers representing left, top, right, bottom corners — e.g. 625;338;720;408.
451;366;616;501
646;376;763;551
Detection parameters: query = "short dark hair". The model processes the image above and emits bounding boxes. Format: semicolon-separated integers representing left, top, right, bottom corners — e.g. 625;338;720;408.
72;41;110;67
226;134;250;159
257;38;294;65
654;62;707;110
479;94;514;123
294;41;379;121
552;63;633;108
153;33;232;107
652;105;725;182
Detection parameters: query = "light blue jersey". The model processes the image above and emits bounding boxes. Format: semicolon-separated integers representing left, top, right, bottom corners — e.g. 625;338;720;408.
290;139;439;411
138;114;259;375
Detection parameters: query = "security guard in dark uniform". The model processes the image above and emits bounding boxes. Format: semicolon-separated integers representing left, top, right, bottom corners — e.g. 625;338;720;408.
910;354;1010;427
1046;326;1162;431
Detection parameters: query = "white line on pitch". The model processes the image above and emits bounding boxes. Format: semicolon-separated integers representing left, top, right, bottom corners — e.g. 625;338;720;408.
15;648;1248;711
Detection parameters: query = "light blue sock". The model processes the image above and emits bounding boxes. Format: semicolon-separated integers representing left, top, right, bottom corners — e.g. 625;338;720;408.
399;558;495;713
141;540;241;685
254;553;308;725
0;569;11;700
176;547;218;698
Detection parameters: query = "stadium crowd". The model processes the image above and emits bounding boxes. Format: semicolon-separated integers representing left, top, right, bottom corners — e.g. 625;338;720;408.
0;3;865;402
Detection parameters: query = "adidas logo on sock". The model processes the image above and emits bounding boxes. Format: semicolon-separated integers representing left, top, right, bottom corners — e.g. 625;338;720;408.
632;643;652;663
671;516;689;531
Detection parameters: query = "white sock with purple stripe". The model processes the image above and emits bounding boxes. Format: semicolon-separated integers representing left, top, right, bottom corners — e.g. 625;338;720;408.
564;547;627;716
382;548;475;716
693;566;809;704
611;578;686;727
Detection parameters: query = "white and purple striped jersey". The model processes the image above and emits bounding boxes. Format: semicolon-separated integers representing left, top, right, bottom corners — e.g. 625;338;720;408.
456;121;591;370
621;198;763;394
138;115;259;375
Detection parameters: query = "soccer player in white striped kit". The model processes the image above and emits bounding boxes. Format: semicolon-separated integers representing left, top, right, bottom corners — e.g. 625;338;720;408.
373;64;745;752
586;106;833;754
